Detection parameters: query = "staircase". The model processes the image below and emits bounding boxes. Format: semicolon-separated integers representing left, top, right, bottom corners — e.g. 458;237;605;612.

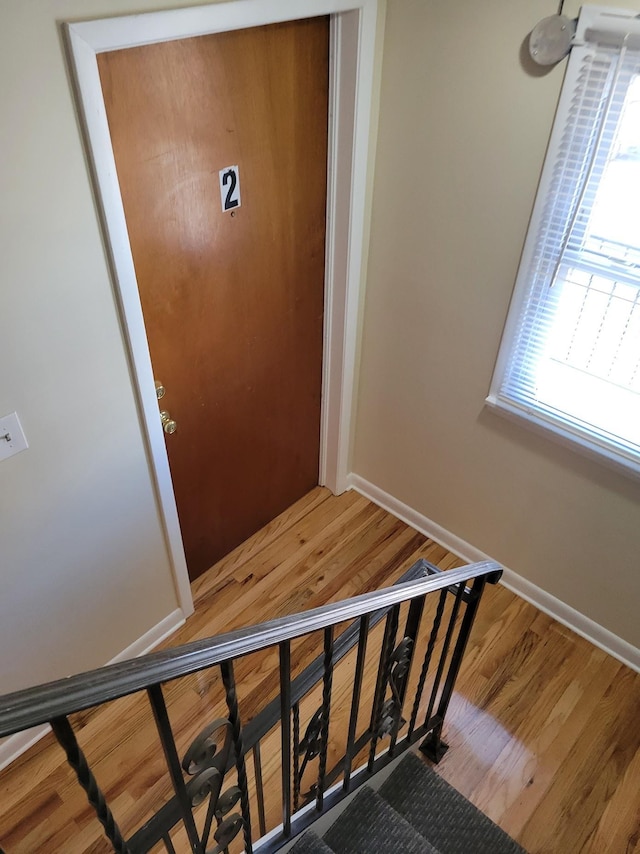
292;753;524;854
0;558;506;853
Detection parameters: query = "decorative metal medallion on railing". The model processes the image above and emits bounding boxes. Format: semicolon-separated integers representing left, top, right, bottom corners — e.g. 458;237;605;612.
182;719;243;853
296;706;323;802
379;637;413;737
0;558;502;854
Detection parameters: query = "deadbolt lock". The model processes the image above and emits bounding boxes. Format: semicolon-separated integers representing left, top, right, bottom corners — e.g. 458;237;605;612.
155;381;166;400
160;410;177;435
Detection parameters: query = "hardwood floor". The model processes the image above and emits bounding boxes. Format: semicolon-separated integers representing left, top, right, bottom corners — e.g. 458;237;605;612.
0;487;638;853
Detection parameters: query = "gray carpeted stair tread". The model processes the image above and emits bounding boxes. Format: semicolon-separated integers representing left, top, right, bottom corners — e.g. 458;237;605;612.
289;830;335;854
379;752;526;854
323;785;440;854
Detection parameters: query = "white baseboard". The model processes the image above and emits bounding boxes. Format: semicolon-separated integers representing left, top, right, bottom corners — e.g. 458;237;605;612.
0;607;185;772
108;607;186;665
348;473;640;674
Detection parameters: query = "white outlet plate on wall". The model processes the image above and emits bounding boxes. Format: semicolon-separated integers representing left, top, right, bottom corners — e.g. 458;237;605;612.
0;412;29;462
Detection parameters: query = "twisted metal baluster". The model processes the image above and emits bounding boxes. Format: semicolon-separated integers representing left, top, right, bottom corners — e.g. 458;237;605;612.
203;792;218;854
343;614;370;792
385;637;413;756
50;716;130;854
147;685;202;854
220;661;253;854
422;580;465;731
389;595;425;756
279;641;292;837
408;588;447;737
316;626;334;811
423;575;488;761
253;743;267;837
292;701;301;811
367;605;400;771
162;832;177;853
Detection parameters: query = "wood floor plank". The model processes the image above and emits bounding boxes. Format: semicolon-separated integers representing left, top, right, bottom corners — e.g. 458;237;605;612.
467;639;610;823
0;488;638;853
492;646;618;840
519;666;640;854
585;739;640;854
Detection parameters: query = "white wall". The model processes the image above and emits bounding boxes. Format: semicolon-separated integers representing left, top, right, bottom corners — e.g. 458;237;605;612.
354;0;640;648
0;0;208;694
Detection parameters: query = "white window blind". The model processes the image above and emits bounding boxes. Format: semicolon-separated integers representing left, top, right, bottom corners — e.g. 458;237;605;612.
488;6;640;475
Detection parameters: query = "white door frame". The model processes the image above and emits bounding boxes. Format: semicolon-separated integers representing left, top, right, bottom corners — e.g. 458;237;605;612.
65;0;382;616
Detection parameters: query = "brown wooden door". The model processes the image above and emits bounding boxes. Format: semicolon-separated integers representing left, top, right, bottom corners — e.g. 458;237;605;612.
98;19;329;580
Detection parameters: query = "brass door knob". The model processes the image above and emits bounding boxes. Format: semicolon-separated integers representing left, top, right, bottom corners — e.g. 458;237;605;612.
160;410;177;434
155;381;166;400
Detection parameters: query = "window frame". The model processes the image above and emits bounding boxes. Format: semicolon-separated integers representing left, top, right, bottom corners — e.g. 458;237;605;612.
486;4;640;479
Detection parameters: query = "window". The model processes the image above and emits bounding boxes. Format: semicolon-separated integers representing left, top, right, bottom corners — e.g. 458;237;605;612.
487;6;640;476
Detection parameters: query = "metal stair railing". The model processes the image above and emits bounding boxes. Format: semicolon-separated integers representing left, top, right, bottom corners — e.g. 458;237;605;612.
0;558;502;854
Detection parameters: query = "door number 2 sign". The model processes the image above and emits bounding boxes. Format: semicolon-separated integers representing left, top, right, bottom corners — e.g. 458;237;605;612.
219;165;241;212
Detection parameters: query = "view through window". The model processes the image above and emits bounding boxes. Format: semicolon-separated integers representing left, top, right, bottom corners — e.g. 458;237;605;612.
540;75;640;449
489;12;640;473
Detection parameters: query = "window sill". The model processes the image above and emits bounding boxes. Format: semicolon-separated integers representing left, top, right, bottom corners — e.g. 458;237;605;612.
484;394;640;482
